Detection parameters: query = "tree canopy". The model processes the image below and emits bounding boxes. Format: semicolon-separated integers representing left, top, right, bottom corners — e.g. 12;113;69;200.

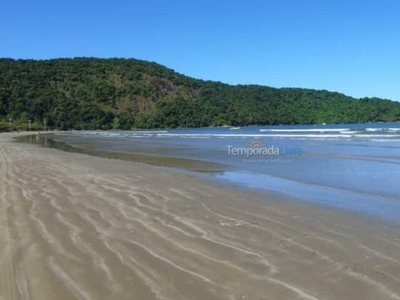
1;57;399;131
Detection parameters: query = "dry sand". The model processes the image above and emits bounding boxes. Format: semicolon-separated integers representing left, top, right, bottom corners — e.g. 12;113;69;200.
1;132;400;300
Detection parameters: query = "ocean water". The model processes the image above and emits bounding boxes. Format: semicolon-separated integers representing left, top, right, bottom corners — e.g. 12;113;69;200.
46;123;400;222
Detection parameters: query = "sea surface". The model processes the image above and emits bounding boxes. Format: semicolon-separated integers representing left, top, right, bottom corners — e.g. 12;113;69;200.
25;123;400;223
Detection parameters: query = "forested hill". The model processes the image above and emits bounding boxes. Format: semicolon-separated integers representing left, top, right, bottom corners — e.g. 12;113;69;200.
0;57;399;130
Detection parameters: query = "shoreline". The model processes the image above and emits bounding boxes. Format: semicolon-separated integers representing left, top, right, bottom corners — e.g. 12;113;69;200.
1;132;400;299
15;132;231;173
16;131;400;225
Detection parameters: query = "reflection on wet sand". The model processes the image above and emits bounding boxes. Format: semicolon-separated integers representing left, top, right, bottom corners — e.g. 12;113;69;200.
17;134;228;173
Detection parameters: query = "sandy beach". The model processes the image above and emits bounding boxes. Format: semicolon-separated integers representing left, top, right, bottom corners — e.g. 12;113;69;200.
1;132;400;300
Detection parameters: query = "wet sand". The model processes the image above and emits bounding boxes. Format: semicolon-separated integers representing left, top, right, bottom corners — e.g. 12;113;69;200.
1;132;400;300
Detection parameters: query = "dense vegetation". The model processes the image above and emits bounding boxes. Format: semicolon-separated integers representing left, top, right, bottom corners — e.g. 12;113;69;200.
0;57;399;131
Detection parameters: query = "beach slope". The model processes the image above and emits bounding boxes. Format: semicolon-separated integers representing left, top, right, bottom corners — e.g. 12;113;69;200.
1;133;400;300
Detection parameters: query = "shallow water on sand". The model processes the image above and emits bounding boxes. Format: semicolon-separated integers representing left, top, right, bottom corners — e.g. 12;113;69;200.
18;122;400;223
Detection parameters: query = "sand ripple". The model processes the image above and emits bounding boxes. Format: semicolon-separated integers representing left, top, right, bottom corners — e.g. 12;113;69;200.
1;134;400;299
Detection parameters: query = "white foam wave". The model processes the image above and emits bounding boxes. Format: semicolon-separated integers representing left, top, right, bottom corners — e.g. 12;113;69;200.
75;129;400;141
341;131;358;134
260;128;351;132
155;133;354;138
366;128;400;132
353;134;400;138
130;130;168;133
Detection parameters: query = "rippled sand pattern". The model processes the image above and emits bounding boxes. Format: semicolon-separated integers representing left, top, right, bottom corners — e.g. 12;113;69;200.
1;133;400;300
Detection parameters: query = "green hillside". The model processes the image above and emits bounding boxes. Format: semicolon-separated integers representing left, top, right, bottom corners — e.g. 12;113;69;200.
0;57;399;131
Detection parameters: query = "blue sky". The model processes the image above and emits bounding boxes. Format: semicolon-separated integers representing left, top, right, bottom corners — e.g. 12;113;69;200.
1;0;399;100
